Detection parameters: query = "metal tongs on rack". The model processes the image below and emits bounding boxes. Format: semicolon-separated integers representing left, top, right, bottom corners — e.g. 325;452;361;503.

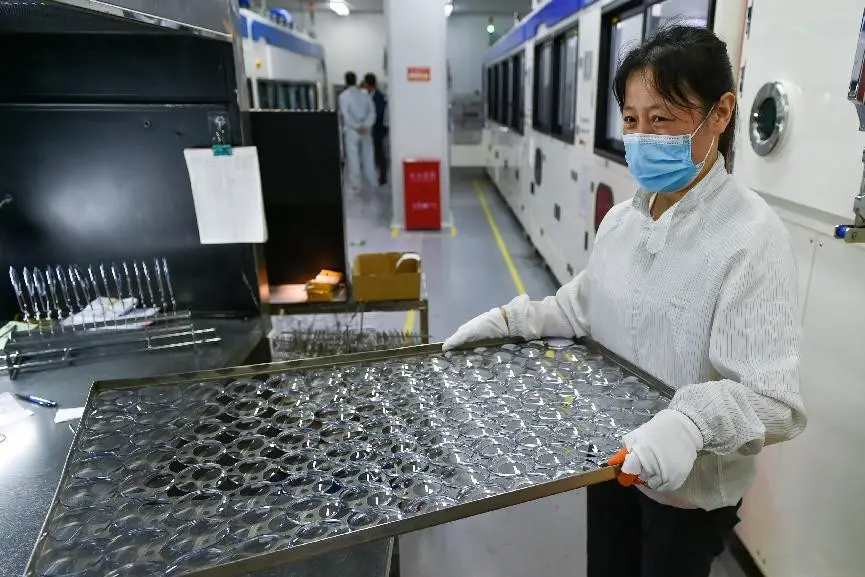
1;257;220;378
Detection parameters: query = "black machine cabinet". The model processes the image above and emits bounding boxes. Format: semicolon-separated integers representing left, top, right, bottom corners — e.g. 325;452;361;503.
250;111;348;291
0;3;260;320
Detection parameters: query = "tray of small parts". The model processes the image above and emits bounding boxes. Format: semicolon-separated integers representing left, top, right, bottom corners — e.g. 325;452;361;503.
25;338;674;577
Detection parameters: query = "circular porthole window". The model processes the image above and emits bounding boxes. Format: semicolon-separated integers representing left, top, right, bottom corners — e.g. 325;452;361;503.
749;81;790;156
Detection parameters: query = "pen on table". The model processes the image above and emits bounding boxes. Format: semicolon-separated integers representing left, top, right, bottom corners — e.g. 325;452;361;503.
14;393;58;408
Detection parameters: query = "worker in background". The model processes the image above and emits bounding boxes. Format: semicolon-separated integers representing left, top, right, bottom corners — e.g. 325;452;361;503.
444;25;806;577
338;71;377;194
362;73;389;186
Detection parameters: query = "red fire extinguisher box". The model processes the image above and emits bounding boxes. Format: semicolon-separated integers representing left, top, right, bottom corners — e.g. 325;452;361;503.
403;158;441;230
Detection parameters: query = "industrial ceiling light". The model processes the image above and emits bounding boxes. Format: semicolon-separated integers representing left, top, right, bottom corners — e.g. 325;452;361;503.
445;1;454;17
329;1;350;16
486;17;495;34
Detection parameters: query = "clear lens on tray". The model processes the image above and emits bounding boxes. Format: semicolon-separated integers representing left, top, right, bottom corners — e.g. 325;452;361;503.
36;340;668;576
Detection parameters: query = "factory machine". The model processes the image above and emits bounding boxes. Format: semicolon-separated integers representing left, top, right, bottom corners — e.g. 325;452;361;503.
0;0;262;333
239;3;329;111
0;1;353;573
0;0;350;356
0;0;258;572
723;1;865;575
480;0;865;575
236;3;348;306
482;0;743;285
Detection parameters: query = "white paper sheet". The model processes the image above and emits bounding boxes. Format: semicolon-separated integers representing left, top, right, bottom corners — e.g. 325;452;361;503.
184;146;268;244
0;392;33;427
54;407;85;424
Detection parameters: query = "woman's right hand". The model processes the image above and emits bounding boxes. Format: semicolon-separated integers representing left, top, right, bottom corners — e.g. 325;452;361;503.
442;307;510;352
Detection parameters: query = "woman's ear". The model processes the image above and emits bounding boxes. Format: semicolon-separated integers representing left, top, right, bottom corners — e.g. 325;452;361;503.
713;91;737;134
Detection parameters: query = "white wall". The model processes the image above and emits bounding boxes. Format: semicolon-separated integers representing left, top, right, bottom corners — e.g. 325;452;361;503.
385;0;451;229
447;14;516;95
313;11;388;106
314;11;516;103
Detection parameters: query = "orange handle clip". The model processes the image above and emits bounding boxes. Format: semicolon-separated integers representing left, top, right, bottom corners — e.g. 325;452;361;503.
608;448;645;487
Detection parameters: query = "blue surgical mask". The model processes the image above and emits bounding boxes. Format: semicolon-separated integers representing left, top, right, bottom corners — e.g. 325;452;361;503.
622;110;715;194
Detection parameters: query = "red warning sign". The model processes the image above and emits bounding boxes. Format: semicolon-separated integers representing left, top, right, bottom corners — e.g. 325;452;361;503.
407;66;432;82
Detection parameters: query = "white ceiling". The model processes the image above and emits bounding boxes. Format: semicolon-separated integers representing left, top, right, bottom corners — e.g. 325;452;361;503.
266;0;533;15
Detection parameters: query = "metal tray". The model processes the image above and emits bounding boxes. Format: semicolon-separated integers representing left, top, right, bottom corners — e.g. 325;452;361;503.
24;338;673;577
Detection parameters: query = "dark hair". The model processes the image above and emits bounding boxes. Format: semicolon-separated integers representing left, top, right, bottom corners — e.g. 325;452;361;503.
613;25;737;169
363;73;377;88
344;71;357;86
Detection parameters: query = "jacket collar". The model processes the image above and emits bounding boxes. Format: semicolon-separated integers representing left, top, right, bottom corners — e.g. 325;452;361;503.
631;154;728;219
631;155;728;255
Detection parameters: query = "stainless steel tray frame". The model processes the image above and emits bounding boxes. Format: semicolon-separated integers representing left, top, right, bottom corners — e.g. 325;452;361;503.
24;338;673;577
1;320;221;378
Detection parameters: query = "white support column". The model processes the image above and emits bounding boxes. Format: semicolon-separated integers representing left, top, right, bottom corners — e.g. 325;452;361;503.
384;0;452;229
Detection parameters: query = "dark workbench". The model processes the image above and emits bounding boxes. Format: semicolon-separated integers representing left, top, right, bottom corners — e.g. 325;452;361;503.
0;318;265;576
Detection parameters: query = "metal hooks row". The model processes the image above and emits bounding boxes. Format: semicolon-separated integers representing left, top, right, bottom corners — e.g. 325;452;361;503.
271;314;420;360
8;257;177;335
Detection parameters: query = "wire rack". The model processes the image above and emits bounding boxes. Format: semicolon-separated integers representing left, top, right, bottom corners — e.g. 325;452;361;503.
269;313;421;361
1;258;219;378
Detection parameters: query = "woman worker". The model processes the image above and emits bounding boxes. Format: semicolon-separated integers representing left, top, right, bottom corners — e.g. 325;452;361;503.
443;25;807;577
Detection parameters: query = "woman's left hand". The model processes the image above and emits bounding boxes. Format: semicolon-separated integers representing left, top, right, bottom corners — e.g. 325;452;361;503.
615;409;704;492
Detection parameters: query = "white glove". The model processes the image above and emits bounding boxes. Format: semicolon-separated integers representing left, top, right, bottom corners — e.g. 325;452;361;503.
442;308;509;351
621;409;703;492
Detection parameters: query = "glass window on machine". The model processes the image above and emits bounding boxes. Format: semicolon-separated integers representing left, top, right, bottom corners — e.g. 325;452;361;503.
502;59;512;127
486;67;495;120
308;85;318;110
551;27;579;142
288;85;299;110
492;65;501;123
257;79;271;109
246;78;254;108
560;31;579;141
605;11;644;148
533;41;552;132
268;83;278;110
646;0;711;36
554;35;567;132
499;60;506;126
597;0;712;158
511;52;523;133
277;83;289;109
490;66;496;122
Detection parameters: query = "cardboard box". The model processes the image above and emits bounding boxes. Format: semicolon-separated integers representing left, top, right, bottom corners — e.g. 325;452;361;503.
352;252;421;302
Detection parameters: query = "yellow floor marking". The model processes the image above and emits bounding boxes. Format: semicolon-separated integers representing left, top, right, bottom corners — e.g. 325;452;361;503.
473;181;526;295
404;309;416;334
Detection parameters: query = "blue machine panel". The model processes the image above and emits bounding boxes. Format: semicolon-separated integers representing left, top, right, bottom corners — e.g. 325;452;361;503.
240;12;325;61
484;0;601;63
